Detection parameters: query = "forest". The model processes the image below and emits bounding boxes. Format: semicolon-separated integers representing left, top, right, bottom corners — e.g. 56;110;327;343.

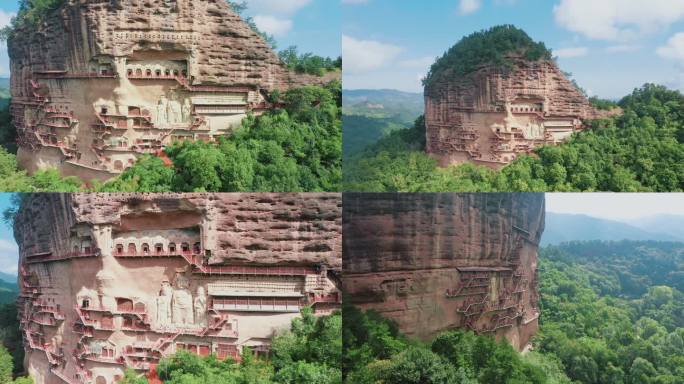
343;240;684;383
344;84;684;192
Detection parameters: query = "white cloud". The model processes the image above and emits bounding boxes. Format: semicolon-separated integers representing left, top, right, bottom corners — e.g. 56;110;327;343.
554;0;684;41
554;47;589;58
657;32;684;61
459;0;482;15
399;56;435;69
253;15;293;36
242;0;313;38
243;0;313;16
342;35;403;74
0;264;17;275
0;10;14;28
0;239;17;253
0;238;18;275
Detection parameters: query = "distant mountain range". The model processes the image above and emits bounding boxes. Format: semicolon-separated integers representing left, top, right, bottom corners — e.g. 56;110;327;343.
627;214;684;240
0;278;17;305
0;271;16;284
542;212;684;245
342;89;424;122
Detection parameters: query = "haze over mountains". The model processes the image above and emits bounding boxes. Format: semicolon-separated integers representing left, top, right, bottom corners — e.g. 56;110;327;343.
342;89;424;121
542;212;684;245
0;272;15;284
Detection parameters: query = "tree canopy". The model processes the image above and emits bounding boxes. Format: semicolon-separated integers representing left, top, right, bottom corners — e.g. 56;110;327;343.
536;241;684;383
424;25;553;92
342;302;567;384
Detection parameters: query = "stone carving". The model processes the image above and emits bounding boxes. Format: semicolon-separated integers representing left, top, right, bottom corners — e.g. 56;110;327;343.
182;99;192;123
156;281;173;326
194;286;207;326
172;274;193;325
8;0;337;179
14;193;342;384
425;57;619;166
95;270;116;311
167;94;182;125
156;96;168;126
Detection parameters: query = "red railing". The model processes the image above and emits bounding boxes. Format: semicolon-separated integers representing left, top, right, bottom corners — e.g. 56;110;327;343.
114;248;317;276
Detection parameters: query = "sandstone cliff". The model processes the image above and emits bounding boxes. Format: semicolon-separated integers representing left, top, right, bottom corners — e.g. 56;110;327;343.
343;193;544;350
15;193;341;384
9;0;336;179
425;49;619;167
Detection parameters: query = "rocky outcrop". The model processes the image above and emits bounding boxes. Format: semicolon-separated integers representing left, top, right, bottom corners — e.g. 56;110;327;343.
343;193;544;350
425;57;618;167
9;0;334;180
15;193;341;384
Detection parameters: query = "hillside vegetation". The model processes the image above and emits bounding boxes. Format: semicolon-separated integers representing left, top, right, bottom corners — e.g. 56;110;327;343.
344;84;684;192
342;241;684;384
537;241;684;383
343;302;569;384
424;25;553;92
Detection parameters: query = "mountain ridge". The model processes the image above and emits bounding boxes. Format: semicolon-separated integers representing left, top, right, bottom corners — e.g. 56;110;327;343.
542;212;682;245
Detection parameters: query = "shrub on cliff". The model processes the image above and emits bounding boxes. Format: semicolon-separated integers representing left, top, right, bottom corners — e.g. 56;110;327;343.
423;25;552;92
0;0;66;38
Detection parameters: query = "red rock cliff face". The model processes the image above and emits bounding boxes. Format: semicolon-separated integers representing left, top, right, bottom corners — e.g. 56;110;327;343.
8;0;336;179
343;193;544;351
425;58;617;167
15;193;341;384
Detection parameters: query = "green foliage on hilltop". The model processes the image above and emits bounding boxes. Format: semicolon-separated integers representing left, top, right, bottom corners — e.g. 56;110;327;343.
537;241;684;383
279;46;342;76
424;25;553;92
344;84;684;192
589;96;619;111
121;309;341;384
0;0;66;39
343;302;569;384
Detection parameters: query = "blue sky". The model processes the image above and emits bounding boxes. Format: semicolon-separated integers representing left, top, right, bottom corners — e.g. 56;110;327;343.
0;193;18;276
0;0;340;77
343;0;684;99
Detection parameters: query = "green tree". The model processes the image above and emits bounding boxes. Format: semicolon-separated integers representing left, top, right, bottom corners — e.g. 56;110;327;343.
383;347;458;384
